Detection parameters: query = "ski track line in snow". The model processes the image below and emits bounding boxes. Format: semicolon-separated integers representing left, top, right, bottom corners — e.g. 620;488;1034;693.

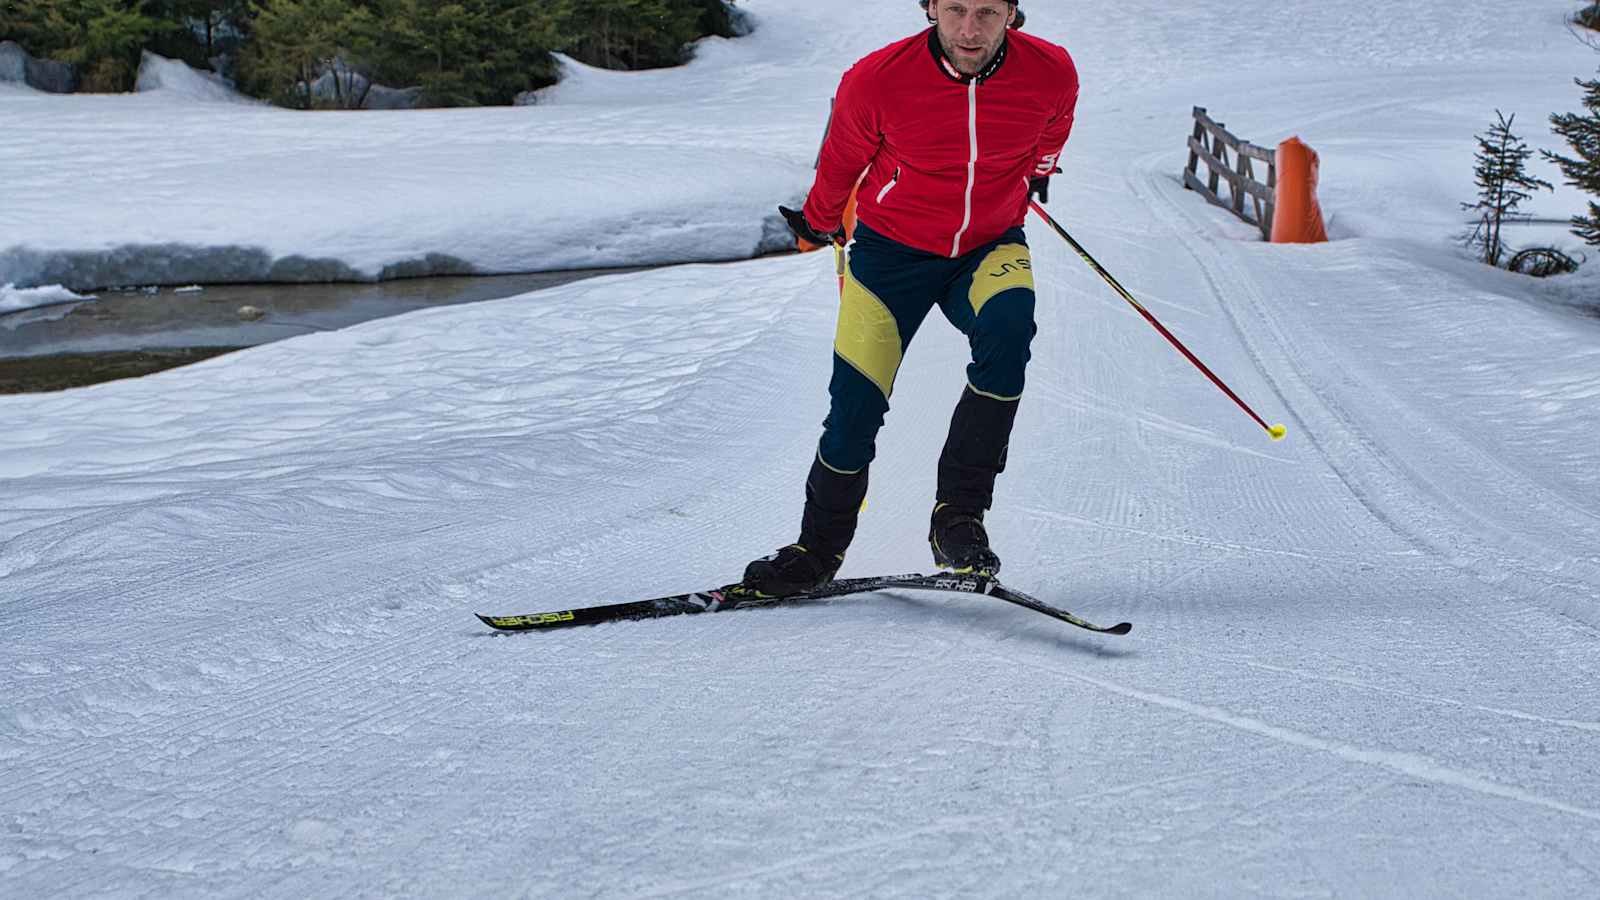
1126;163;1600;627
622;764;1252;899
1481;803;1600;883
34;675;422;887
1;619;449;818
0;525;480;812
11;555;520;895
1185;650;1600;736
1024;375;1290;464
1143;551;1240;598
1146;764;1349;870
1143;161;1600;546
13;703;457;895
1120;168;1436;564
624;813;993;899
10;508;466;657
1003;653;1600;826
1013;502;1430;571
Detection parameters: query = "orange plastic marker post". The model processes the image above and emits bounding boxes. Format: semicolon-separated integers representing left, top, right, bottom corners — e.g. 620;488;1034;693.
1271;137;1328;244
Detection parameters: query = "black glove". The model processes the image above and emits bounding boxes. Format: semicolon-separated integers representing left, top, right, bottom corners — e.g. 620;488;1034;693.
1029;164;1062;205
779;205;844;252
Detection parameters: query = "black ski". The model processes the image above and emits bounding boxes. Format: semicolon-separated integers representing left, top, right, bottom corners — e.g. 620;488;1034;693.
476;572;1131;636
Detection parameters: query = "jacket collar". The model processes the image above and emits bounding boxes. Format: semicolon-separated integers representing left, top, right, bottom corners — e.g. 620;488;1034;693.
925;26;1008;84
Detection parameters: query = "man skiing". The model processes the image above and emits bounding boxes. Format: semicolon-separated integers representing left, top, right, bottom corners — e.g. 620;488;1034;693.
743;0;1080;596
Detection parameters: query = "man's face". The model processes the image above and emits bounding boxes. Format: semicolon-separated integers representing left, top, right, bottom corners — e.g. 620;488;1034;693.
930;0;1015;75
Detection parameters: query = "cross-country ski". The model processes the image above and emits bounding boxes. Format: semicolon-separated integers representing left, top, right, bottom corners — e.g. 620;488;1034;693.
477;572;1133;635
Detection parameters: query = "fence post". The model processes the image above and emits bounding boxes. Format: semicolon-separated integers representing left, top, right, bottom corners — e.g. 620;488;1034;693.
1233;154;1251;218
1182;108;1292;241
1186;107;1206;182
1262;150;1277;239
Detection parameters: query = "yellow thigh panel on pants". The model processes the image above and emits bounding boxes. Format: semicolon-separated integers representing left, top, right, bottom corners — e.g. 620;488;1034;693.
834;261;904;400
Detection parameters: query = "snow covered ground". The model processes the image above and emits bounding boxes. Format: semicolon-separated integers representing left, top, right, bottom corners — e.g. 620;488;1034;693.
3;1;1600;896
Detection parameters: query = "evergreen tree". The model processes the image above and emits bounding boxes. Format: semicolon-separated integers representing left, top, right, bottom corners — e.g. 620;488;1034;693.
155;0;252;59
1462;110;1551;268
76;0;167;90
368;0;567;107
1546;74;1600;249
235;0;377;108
0;0;741;106
558;0;724;70
2;0;170;91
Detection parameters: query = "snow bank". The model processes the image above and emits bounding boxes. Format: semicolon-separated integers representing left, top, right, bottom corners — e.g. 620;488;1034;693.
0;18;807;290
521;53;661;107
132;51;255;105
0;282;95;315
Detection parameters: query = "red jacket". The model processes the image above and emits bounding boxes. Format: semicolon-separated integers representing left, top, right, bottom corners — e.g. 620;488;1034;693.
804;28;1079;258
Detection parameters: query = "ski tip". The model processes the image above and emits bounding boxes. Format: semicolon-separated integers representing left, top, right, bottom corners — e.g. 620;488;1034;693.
1104;622;1134;636
476;612;539;631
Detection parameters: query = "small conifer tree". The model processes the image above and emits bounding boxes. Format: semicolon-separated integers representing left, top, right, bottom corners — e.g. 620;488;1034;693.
1463;111;1551;268
1579;2;1600;32
1546;75;1600;250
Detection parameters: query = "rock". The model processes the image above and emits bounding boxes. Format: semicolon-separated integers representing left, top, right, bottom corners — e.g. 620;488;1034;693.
0;41;78;93
303;60;421;110
29;55;76;93
363;84;423;110
0;42;22;84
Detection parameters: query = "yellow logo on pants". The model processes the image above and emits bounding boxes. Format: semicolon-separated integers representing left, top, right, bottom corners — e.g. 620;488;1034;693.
968;243;1033;316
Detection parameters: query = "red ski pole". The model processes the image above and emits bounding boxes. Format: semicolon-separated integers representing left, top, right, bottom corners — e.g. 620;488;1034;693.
1029;200;1287;442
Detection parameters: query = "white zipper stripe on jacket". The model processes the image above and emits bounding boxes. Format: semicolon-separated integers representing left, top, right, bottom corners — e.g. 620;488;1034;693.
875;167;899;203
951;79;978;257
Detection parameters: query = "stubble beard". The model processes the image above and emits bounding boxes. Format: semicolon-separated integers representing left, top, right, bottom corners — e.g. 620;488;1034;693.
937;29;1002;76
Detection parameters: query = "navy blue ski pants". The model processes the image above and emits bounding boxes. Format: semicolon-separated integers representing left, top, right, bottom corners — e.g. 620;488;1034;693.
818;221;1037;475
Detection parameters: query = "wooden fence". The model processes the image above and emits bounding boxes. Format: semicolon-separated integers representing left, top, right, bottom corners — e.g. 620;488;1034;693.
1184;107;1276;240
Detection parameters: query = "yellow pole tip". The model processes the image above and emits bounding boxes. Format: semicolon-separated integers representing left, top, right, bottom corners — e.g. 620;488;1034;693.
1268;424;1288;441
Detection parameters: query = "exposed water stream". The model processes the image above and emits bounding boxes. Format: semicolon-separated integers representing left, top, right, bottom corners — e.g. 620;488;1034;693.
0;267;644;392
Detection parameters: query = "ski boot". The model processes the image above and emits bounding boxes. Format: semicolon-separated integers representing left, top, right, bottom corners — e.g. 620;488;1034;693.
929;503;1001;576
741;543;844;598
